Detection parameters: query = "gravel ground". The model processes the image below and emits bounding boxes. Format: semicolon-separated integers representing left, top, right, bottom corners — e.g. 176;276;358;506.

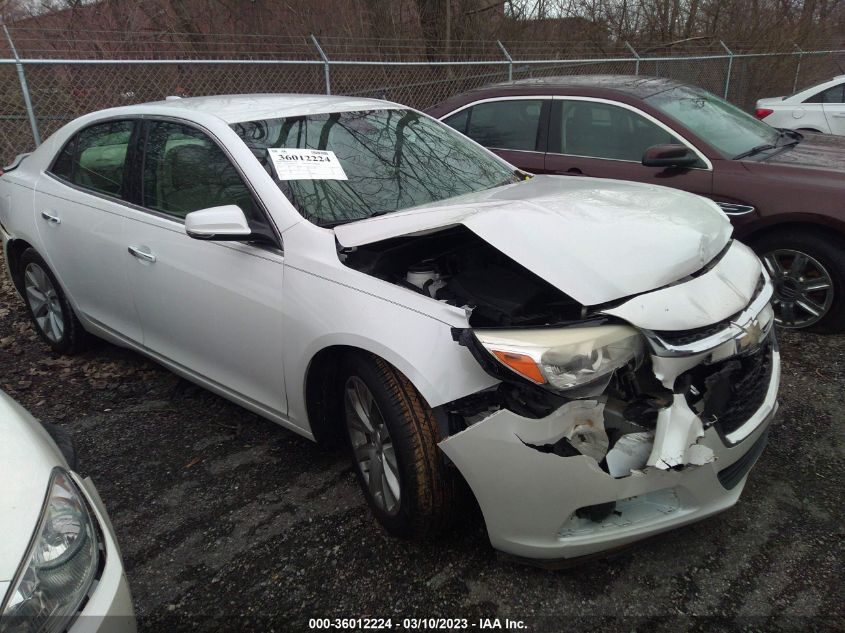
1;257;843;633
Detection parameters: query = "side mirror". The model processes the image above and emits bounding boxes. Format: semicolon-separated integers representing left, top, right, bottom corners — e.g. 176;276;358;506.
642;144;700;169
185;205;252;241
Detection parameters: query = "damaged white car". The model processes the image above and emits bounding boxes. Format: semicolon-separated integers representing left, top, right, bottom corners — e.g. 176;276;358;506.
0;95;779;564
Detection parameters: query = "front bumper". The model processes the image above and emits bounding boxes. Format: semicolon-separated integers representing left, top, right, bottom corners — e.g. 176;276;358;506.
439;342;780;562
69;474;136;633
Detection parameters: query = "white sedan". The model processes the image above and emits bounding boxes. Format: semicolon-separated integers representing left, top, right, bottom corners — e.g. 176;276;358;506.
0;391;135;631
1;94;779;564
756;74;845;134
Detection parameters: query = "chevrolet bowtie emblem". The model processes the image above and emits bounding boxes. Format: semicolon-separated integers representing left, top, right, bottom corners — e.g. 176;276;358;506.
737;319;765;352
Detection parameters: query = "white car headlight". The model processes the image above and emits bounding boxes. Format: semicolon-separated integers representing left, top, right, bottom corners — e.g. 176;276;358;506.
0;470;100;633
474;325;644;398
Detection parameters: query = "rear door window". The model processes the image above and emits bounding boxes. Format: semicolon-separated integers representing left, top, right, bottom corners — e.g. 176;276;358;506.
804;84;845;104
463;100;545;151
50;120;135;199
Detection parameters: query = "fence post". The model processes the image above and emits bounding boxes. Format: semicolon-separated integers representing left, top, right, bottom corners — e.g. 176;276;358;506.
497;40;513;82
624;41;640;75
793;44;804;94
719;40;733;99
3;25;41;147
310;34;331;95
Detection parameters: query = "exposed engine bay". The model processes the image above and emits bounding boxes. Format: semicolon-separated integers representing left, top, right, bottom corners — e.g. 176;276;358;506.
341;226;583;327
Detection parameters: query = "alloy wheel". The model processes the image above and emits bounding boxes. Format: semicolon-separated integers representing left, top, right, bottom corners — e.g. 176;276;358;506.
344;376;401;515
24;263;65;343
762;249;834;329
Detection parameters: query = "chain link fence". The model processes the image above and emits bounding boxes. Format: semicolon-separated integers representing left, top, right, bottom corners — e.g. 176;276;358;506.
1;27;843;165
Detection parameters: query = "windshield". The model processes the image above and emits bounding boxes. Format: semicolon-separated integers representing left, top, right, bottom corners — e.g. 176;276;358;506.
645;85;780;158
232;109;519;226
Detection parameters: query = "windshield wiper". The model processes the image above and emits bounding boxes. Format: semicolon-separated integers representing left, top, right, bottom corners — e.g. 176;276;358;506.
317;209;391;228
733;143;776;160
776;129;802;148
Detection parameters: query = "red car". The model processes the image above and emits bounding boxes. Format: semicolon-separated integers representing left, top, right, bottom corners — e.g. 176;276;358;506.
428;75;845;333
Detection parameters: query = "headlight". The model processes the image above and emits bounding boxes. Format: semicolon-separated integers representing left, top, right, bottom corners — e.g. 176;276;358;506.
0;470;100;633
474;325;644;398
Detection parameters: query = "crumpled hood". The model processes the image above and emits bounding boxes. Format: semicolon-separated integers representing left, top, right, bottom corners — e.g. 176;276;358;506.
335;175;731;305
757;132;845;174
0;392;65;585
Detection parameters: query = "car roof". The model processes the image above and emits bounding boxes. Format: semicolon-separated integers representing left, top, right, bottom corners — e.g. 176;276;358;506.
468;74;689;99
116;94;402;124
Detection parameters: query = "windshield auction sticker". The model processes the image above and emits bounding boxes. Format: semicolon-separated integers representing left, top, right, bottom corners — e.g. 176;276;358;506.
267;148;348;181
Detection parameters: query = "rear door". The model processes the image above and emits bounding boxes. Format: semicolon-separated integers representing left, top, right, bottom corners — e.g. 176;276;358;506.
441;97;551;173
545;98;713;197
32;118;142;342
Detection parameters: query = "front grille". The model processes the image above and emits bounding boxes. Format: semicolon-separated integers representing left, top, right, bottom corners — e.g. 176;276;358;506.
654;315;737;346
682;334;774;436
653;274;766;347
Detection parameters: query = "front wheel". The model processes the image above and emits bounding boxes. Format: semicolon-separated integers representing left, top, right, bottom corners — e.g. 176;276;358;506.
752;231;845;333
340;353;460;538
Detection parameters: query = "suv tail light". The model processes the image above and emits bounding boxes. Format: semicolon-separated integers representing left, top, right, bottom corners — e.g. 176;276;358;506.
754;108;774;120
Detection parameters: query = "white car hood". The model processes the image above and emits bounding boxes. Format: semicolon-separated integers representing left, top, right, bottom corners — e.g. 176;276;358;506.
334;175;732;306
0;392;65;585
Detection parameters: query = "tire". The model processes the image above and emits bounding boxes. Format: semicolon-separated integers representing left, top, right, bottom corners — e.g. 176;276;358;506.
339;352;459;538
41;420;78;470
751;230;845;334
19;248;89;354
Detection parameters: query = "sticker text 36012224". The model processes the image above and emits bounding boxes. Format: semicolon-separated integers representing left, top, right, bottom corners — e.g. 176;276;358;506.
267;148;348;181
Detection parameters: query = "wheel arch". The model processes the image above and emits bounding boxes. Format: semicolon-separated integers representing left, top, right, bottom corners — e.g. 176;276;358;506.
740;218;845;249
302;339;442;446
4;237;35;294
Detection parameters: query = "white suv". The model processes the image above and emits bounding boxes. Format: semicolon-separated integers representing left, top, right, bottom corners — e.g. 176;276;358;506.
0;95;779;564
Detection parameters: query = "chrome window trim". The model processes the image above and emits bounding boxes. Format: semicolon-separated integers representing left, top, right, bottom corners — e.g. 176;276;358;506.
549;96;713;171
438;94;556;120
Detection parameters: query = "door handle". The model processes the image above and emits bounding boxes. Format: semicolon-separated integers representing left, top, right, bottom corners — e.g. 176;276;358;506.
567;167;583;175
40;211;61;224
832;113;845;118
127;246;156;263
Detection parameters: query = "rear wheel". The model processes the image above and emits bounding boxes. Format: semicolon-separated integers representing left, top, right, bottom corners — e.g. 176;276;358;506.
340;352;459;538
751;231;845;333
19;248;88;354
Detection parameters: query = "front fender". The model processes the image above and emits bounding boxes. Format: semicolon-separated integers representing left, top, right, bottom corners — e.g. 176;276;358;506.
282;265;498;435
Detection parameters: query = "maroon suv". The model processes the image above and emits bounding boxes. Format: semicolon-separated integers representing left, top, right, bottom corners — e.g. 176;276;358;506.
428;75;845;333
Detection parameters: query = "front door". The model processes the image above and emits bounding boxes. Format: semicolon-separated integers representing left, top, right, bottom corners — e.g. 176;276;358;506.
545;98;713;197
122;119;287;415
